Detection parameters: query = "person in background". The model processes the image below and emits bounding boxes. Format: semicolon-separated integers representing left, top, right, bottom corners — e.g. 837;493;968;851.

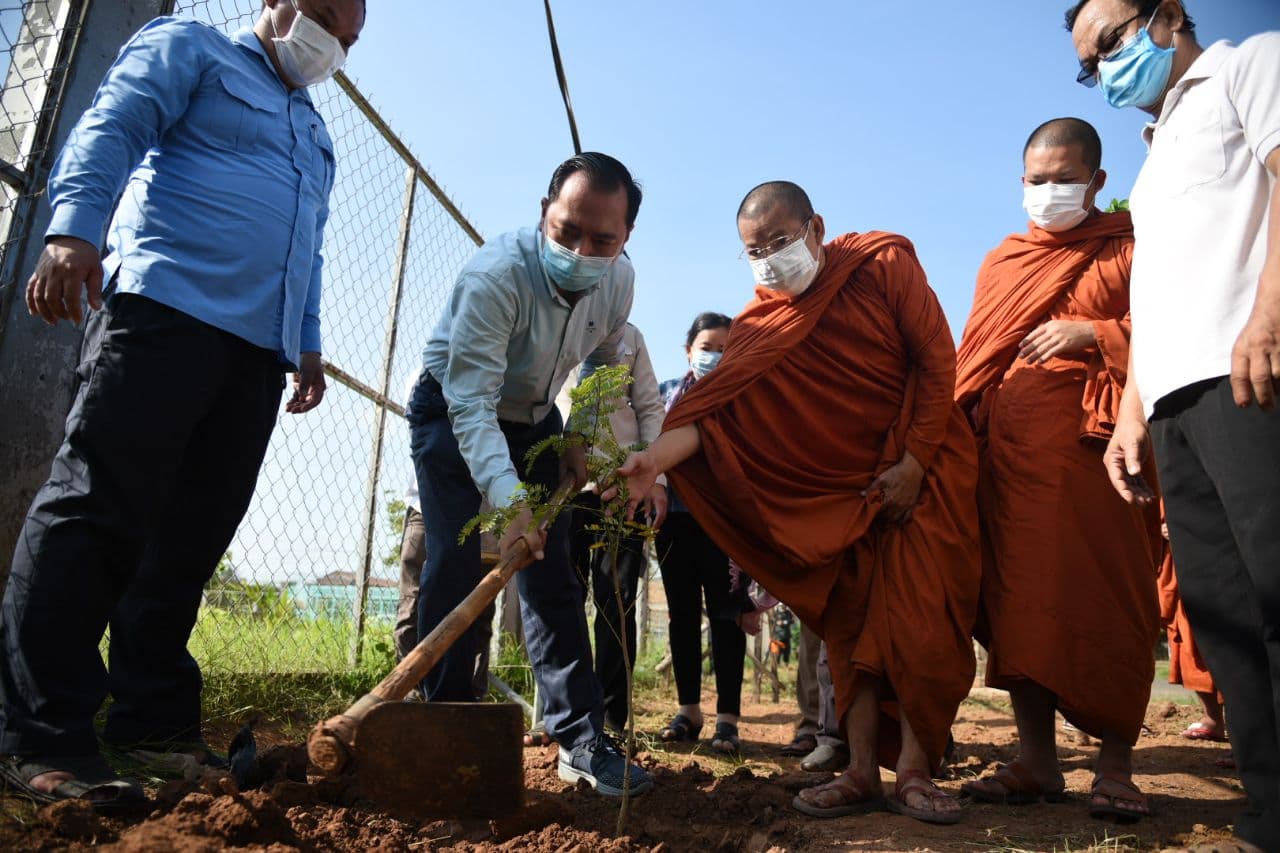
783;626;849;772
1067;2;1279;848
1156;513;1227;752
556;322;668;738
393;374;492;698
654;311;748;757
0;0;364;807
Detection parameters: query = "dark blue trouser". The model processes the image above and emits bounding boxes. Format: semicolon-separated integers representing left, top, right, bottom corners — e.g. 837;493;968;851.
407;372;603;749
1151;376;1280;851
0;294;283;756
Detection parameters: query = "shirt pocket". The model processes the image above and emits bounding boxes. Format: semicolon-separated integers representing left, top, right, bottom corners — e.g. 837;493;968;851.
304;120;336;206
1150;104;1227;198
212;71;282;152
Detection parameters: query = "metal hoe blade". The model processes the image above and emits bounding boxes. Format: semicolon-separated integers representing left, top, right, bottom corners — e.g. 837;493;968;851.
347;700;525;820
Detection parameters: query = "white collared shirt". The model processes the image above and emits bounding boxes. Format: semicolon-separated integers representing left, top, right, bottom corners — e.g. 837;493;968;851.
1129;33;1280;417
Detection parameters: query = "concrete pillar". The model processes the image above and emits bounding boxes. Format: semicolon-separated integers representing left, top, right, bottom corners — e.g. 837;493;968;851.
0;0;173;589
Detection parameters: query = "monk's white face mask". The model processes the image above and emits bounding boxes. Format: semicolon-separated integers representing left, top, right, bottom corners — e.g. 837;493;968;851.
749;223;820;296
1023;173;1095;233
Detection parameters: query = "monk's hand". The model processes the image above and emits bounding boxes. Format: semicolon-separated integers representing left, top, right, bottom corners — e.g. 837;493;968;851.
497;504;546;565
641;483;669;529
602;450;659;519
1018;320;1096;364
558;439;589;492
1229;295;1280;410
1103;414;1155;506
862;450;925;525
26;236;104;326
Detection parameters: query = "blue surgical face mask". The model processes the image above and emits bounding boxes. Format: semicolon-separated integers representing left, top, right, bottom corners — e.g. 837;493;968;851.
1097;10;1176;110
690;349;722;379
539;230;616;293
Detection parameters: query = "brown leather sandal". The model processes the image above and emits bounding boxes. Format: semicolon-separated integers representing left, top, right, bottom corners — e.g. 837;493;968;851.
792;768;886;818
1088;772;1150;823
887;769;963;825
960;760;1067;805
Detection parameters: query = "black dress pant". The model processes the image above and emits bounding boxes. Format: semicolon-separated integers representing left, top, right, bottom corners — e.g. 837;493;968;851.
656;511;745;716
0;294;284;756
569;491;644;731
1150;376;1280;851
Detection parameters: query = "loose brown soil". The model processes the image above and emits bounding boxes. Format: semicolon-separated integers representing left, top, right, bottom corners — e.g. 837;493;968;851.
0;691;1243;852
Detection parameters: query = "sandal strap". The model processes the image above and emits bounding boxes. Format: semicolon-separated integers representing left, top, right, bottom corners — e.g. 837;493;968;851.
895;769;947;799
1091;773;1146;803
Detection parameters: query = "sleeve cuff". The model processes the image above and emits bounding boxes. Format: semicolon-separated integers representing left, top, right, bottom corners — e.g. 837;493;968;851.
904;435;940;472
488;473;524;509
300;323;322;356
46;204;108;249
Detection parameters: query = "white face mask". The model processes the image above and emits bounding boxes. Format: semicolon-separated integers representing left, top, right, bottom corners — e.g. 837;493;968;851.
1022;174;1095;233
272;2;346;88
748;225;820;297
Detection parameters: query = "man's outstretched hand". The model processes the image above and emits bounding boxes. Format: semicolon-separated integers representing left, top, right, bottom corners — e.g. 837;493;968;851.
26;236;103;326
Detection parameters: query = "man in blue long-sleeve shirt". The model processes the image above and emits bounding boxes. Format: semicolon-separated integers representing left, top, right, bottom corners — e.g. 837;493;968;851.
407;152;655;798
0;0;364;807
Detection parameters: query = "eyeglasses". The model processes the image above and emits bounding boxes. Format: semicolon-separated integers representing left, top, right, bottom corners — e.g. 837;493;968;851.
1075;5;1152;87
740;217;812;261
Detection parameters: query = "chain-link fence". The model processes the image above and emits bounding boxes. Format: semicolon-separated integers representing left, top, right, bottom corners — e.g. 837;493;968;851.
148;1;484;673
0;1;84;295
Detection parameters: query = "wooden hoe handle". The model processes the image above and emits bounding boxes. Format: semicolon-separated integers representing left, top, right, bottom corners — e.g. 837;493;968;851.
308;482;576;774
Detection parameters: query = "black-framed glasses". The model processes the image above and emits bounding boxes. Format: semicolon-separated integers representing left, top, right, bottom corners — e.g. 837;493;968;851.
1075;3;1157;87
740;217;812;261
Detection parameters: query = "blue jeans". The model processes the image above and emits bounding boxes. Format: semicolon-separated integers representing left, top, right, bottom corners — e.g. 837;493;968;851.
407;372;603;749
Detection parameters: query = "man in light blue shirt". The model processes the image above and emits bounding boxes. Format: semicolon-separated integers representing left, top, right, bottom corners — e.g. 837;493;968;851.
0;1;364;807
407;152;654;797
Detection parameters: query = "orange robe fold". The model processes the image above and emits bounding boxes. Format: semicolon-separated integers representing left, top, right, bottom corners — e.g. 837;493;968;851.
1157;537;1218;696
665;232;980;771
955;213;1161;743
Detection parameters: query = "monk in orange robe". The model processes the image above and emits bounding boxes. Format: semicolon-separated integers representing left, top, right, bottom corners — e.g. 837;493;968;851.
1157;515;1227;742
607;181;981;825
955;119;1161;822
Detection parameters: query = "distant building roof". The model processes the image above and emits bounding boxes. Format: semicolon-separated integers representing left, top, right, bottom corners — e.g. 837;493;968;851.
310;571;398;589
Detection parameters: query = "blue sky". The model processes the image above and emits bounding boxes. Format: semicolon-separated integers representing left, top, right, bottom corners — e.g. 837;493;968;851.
346;0;1277;383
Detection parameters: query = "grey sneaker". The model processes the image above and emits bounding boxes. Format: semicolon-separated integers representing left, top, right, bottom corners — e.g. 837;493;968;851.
801;742;850;772
557;732;653;797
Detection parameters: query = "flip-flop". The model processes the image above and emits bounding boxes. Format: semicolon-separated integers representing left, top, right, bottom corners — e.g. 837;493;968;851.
1182;722;1228;742
887;769;963;825
710;722;741;756
1088;772;1149;823
658;713;702;743
792;769;886;818
960;761;1067;805
0;755;145;813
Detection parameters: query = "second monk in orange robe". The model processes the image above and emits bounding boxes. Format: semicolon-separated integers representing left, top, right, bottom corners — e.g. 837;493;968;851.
955;119;1161;821
607;181;980;825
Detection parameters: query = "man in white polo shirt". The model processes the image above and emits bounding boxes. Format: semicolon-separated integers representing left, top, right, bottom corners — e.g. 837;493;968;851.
1068;2;1279;849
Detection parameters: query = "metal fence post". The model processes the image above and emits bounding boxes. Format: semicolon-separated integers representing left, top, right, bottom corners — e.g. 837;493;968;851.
350;165;418;667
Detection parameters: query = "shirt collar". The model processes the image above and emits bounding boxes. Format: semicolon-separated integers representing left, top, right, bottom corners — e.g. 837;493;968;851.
232;26;314;104
1143;40;1234;145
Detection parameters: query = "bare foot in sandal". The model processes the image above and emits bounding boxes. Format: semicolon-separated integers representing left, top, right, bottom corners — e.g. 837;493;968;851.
889;769;963;825
1089;772;1149;822
792;768;885;818
960;759;1067;804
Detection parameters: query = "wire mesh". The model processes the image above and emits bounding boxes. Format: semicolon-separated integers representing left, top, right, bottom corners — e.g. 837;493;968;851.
154;0;485;672
0;0;79;287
